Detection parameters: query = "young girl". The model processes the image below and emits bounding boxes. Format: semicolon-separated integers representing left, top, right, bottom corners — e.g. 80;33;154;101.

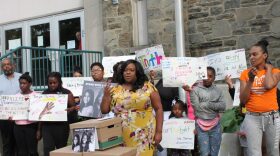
14;72;40;156
168;97;190;156
41;72;76;156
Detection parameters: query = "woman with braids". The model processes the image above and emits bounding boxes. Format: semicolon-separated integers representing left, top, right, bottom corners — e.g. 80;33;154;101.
14;72;40;156
41;72;76;156
101;59;163;156
240;39;280;156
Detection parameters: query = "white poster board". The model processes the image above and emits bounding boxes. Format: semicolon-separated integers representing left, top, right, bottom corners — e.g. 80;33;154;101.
28;94;68;121
102;55;135;78
8;38;21;50
135;45;165;79
67;40;76;49
162;57;207;87
205;49;247;80
62;77;92;97
161;119;195;149
37;36;44;47
0;95;29;120
233;80;240;106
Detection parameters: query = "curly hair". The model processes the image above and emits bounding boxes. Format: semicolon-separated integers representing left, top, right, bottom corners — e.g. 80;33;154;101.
118;59;148;92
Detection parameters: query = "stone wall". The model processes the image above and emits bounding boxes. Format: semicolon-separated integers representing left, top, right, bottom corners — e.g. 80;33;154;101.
102;0;133;56
187;0;280;66
147;0;190;56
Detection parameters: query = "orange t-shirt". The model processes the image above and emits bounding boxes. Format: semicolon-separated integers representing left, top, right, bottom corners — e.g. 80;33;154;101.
240;68;280;112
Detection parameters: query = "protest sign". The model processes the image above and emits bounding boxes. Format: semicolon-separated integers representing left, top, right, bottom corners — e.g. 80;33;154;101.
0;95;29;120
28;94;68;121
62;77;92;96
161;119;195;149
162;57;207;87
205;49;247;80
135;45;165;79
78;81;116;118
102;55;136;78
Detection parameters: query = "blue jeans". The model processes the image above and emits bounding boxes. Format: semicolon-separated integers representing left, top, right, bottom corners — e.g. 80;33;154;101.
196;122;222;156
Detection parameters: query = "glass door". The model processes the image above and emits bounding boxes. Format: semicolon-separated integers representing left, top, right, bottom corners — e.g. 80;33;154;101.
55;11;85;77
27;18;52;87
3;23;25;73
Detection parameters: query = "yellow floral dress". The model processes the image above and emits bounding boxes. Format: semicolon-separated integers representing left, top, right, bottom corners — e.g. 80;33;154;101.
110;81;157;156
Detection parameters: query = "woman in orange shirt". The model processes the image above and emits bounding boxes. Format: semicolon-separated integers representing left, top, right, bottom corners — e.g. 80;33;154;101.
240;39;280;156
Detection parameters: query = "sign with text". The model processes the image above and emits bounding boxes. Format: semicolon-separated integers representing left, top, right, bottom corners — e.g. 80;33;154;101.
62;77;92;96
102;55;135;78
162;57;207;87
205;49;247;80
161;119;195;149
0;95;29;120
135;45;165;79
28;94;68;121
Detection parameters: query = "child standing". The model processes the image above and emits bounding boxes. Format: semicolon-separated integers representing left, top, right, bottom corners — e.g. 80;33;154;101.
168;97;190;156
14;72;40;156
190;66;226;156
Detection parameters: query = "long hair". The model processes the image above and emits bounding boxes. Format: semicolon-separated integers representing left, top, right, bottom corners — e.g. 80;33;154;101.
72;134;80;148
118;60;148;92
112;61;124;83
80;132;89;152
80;89;94;108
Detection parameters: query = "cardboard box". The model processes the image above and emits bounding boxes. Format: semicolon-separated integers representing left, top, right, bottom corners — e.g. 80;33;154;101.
83;146;137;156
70;117;123;150
50;146;82;156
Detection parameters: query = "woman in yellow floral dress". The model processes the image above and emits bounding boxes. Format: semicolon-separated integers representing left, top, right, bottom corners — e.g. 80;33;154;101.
101;60;163;156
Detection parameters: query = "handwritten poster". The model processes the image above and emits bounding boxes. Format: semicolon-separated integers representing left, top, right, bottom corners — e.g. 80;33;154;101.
161;119;195;149
62;77;92;96
233;80;240;106
205;49;247;81
102;55;136;78
135;45;165;79
162;57;207;87
78;81;116;118
0;95;29;120
28;94;68;121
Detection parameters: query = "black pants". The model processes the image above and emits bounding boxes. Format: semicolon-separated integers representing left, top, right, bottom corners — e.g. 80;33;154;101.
0;120;16;156
42;122;69;156
13;123;38;156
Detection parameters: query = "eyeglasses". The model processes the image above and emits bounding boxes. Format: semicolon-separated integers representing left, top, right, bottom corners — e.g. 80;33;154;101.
91;68;103;72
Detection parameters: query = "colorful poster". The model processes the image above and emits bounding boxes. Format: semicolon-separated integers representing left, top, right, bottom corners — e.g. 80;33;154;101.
0;95;29;120
161;119;195;149
78;81;116;118
28;94;68;121
102;55;136;78
72;128;97;152
162;57;207;87
205;49;247;81
62;77;92;97
135;45;165;79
